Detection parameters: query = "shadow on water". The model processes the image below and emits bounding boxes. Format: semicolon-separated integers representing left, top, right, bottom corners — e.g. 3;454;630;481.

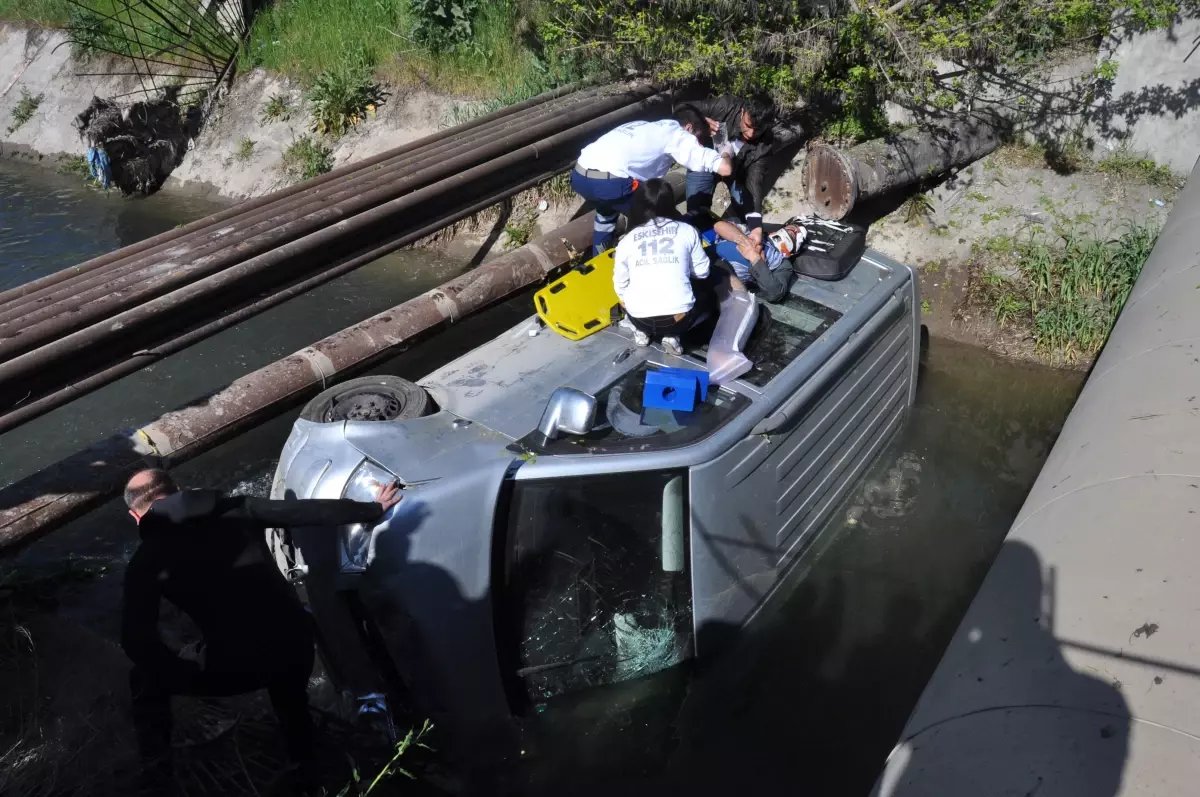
516;338;1085;797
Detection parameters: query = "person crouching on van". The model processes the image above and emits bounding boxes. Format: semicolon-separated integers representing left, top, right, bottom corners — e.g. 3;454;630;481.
613;179;742;355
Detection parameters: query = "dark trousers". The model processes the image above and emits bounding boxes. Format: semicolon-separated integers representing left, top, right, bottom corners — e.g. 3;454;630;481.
628;275;719;339
130;644;315;786
712;240;793;302
571;169;636;255
686;169;747;218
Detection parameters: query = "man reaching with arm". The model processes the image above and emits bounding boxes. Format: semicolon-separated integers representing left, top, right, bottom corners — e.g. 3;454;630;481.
120;468;402;794
571;105;733;255
685;94;779;245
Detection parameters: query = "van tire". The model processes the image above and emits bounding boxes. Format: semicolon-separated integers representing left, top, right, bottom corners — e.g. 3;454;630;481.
300;376;431;423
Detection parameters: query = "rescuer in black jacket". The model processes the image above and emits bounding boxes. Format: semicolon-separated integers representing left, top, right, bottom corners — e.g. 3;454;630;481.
685;94;778;240
120;468;401;792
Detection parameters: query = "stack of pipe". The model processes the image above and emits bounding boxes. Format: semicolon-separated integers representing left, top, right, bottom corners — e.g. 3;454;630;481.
0;81;672;433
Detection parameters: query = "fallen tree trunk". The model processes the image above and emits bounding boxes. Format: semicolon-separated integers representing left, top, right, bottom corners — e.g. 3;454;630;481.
804;116;1002;219
0;170;684;553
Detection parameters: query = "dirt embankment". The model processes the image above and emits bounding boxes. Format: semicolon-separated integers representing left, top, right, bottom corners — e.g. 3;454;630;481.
1;25;476;200
762;144;1176;368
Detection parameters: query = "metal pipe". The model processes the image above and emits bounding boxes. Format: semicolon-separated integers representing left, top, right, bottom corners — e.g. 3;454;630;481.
0;85;617;332
0;86;607;321
0;80;588;307
0;87;662;360
0;213;597;553
0;87;608;320
0;167;565;433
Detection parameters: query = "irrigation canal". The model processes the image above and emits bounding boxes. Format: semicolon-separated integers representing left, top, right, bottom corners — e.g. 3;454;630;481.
0;158;1085;793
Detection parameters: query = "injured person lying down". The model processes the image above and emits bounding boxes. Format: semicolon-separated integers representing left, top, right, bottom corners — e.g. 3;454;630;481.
695;216;800;304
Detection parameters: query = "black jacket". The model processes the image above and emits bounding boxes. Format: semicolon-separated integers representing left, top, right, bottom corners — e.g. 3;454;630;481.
121;490;385;679
691;95;776;229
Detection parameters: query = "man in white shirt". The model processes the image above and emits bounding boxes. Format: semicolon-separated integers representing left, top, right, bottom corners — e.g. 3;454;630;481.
572;106;733;255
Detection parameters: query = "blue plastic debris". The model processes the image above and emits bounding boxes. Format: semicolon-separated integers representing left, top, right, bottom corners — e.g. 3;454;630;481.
86;146;111;190
643;366;709;412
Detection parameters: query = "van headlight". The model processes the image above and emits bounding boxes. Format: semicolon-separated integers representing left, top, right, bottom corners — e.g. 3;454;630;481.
340;460;395;572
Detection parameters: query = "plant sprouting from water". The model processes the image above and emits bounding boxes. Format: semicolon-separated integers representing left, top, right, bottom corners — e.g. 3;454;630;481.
335;720;434;795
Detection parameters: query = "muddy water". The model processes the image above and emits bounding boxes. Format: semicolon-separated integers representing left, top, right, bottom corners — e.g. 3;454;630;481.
1;160;1086;795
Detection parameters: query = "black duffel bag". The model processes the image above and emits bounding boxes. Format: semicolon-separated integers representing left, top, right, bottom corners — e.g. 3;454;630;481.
790;220;867;281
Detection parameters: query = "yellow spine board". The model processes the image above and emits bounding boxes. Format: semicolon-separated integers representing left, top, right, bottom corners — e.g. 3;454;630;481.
534;249;620;342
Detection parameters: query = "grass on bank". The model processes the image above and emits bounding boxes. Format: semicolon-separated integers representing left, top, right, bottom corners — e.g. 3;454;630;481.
5;88;43;134
994;141;1183;192
281;135;333;181
241;0;562;98
971;222;1158;359
234;136;255;161
1098;147;1183;191
0;0;68;25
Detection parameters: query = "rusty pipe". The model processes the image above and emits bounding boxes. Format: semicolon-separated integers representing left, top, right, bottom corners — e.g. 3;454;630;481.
0;88;609;323
0;85;662;362
0;88;637;345
0;167;567;434
0;87;608;318
0;80;589;307
0;85;659;353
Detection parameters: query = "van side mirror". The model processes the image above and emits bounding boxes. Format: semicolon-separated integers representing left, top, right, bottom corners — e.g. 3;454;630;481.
536;387;597;441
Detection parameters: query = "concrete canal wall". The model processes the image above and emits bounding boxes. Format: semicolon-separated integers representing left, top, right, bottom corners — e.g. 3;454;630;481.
0;24;489;200
872;157;1200;795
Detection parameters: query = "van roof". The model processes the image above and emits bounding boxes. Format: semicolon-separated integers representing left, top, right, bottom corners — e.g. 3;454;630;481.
420;317;680;442
417;254;892;446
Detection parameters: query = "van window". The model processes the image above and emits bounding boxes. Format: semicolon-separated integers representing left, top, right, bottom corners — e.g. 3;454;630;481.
682;294;839;387
738;295;840;386
500;470;692;706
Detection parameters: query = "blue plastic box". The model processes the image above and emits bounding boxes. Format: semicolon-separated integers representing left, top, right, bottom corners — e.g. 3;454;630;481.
643;366;710;412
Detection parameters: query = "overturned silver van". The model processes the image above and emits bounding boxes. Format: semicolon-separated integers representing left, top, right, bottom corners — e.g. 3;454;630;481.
268;249;920;757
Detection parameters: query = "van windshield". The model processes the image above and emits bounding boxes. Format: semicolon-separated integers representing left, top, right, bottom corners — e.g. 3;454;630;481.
516;362;749;455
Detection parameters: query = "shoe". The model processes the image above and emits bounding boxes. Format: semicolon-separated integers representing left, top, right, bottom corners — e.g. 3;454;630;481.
633;330;650;347
661;336;683;356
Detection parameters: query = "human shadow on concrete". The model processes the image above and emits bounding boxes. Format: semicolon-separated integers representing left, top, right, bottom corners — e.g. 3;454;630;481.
873;540;1130;797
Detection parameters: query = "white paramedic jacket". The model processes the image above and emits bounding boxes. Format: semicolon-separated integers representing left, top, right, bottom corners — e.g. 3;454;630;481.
576;120;724;181
614;219;711;319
